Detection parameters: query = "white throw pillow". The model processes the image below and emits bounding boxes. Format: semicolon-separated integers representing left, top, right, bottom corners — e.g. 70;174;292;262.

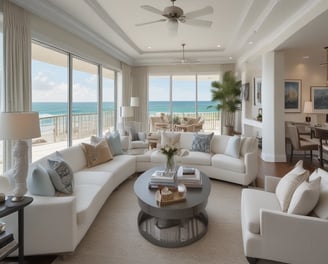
224;135;241;158
309;168;328;219
287;177;321;215
275;160;309;212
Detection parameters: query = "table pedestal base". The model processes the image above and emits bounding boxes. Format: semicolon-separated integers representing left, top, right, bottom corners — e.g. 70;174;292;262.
137;211;208;248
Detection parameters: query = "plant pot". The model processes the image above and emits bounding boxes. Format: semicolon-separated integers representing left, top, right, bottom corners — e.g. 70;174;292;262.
223;126;234;136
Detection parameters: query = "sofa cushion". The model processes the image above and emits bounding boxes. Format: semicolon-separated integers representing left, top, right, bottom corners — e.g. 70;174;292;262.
47;155;74;194
210;134;230;154
191;132;214;153
28;165;56;196
224;135;241;158
73;170;113;186
81;139;113;168
130;140;149;149
275;160;309;212
180;151;212;166
240;137;257;156
288;177;321;215
74;184;102;225
161;132;181;148
309;168;328;219
58;145;87;172
242;189;281;234
106;131;123;155
212;154;245;173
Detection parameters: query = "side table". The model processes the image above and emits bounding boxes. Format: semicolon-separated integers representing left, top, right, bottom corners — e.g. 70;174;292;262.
0;196;33;264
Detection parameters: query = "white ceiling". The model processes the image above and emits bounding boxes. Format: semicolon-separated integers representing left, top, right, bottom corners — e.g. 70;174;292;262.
11;0;328;66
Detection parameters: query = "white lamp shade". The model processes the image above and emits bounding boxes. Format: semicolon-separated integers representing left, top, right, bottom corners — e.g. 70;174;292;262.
130;97;139;107
121;106;133;118
303;101;313;114
0;112;41;140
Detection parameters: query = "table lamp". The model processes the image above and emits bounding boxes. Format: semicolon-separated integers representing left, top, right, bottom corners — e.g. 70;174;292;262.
0;112;41;202
303;101;313;123
130;97;139;107
121;106;133;133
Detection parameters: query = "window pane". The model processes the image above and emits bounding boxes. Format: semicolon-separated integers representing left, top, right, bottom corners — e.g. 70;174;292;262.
197;74;221;132
72;57;98;145
172;75;196;122
102;67;115;134
148;76;170;131
31;43;68;161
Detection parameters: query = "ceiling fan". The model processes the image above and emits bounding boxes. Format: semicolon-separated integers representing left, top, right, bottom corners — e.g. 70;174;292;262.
174;43;199;64
135;0;213;33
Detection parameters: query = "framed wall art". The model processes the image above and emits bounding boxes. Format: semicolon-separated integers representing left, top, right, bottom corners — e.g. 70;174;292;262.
284;79;301;112
311;86;328;113
253;77;261;106
242;82;250;101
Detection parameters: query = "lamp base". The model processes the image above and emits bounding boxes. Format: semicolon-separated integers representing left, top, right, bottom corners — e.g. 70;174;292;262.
305;116;311;123
11;196;24;202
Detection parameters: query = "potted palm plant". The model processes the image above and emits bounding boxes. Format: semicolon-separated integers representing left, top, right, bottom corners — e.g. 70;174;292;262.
209;71;242;135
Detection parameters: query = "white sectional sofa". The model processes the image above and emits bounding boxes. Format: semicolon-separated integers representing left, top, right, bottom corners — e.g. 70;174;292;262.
0;131;258;256
136;132;258;186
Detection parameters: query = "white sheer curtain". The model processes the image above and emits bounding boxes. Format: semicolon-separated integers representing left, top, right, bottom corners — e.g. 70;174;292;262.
2;0;31;170
132;66;148;131
121;62;132;107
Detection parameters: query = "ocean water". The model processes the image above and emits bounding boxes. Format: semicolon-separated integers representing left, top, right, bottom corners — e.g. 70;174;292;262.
32;101;217;117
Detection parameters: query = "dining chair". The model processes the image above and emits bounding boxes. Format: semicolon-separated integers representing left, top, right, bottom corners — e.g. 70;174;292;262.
314;127;328;167
285;124;318;163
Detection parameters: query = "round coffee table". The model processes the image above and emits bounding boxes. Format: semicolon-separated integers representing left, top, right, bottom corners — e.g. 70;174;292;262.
134;167;211;248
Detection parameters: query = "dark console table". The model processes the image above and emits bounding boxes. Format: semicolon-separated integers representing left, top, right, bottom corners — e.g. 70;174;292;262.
0;196;33;263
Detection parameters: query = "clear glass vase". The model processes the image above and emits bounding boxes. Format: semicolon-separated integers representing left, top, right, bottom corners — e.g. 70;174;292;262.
165;155;176;174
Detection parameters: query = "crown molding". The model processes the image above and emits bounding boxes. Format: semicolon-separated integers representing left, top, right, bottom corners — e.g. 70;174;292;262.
11;0;134;65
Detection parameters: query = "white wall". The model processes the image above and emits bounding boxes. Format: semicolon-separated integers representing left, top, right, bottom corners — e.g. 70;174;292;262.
284;48;327;124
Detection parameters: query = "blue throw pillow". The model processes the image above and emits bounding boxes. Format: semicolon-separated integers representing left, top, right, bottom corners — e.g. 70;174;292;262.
191;133;214;153
106;131;123;155
28;165;56;196
225;135;241;158
47;155;74;194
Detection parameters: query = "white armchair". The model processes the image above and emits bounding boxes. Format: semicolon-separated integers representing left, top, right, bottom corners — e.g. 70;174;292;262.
241;171;328;264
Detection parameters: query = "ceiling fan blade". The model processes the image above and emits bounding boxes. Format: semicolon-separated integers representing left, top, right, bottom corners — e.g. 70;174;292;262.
140;5;163;16
135;19;167;26
182;19;212;27
184;6;213;19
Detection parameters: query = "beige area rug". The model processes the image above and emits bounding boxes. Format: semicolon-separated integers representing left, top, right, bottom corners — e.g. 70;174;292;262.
52;177;282;264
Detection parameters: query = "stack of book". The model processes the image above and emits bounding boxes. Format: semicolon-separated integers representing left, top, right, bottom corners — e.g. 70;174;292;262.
0;231;18;259
149;170;176;189
177;166;202;188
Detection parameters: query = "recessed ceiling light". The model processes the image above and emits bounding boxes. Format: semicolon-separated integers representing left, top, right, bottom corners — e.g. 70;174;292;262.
248;41;254;45
229;56;233;60
303;55;310;59
147;46;152;49
217;44;221;48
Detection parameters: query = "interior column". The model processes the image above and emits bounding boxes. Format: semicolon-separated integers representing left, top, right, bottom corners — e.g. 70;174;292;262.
261;51;287;162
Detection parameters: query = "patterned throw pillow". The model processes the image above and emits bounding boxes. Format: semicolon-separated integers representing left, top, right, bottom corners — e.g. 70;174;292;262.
47;156;74;194
191;133;214;153
81;139;113;168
